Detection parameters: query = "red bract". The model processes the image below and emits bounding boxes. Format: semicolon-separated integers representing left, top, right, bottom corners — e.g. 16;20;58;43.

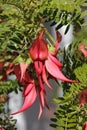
83;122;87;130
79;43;87;58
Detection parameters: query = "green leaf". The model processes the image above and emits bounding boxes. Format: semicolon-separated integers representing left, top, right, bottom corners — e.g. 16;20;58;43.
56;22;63;30
81;10;87;18
64;24;70;34
13;55;24;64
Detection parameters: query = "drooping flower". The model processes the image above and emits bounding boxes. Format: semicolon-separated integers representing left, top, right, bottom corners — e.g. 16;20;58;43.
79;43;87;58
12;29;76;119
30;29;76;83
30;30;75;116
12;63;37;116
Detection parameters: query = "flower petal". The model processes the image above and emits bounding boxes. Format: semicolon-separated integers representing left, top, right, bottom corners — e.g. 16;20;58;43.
38;87;45;119
38;75;46;93
45;58;76;83
42;65;53;90
49;53;62;69
20;62;28;81
23;83;34;97
12;85;37;115
38;87;49;119
29;29;48;61
34;61;43;75
38;99;43;119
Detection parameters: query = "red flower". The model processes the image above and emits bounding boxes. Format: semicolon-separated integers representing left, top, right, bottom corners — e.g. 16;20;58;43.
12;29;76;119
79;43;87;57
83;122;87;130
12;63;37;116
79;89;87;107
0;126;3;130
30;29;75;117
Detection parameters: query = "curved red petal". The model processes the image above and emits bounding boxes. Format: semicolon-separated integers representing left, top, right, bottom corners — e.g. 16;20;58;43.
45;58;76;83
38;75;46;94
42;65;53;90
34;61;43;75
49;53;62;69
38;87;45;119
12;85;37;115
20;62;28;81
23;83;34;97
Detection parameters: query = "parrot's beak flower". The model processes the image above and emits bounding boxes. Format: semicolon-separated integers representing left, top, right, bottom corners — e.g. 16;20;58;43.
12;29;76;119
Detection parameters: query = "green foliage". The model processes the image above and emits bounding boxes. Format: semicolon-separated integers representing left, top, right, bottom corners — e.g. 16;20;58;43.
0;0;86;65
62;32;87;80
51;63;87;130
0;79;21;95
50;32;87;129
0;113;17;130
40;0;87;34
0;0;87;129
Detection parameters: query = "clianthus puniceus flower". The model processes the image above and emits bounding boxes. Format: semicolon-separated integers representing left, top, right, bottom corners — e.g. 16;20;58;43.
12;29;76;119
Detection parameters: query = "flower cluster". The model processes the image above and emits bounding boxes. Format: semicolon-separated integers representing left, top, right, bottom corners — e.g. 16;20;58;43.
0;29;76;119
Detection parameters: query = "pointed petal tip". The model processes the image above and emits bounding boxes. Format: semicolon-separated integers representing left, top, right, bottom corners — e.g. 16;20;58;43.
11;109;24;115
45;59;77;83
